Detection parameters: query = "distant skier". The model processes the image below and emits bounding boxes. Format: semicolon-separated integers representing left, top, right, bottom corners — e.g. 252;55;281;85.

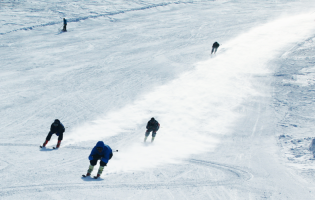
83;141;113;179
62;18;67;32
41;119;65;148
211;41;220;54
144;117;160;142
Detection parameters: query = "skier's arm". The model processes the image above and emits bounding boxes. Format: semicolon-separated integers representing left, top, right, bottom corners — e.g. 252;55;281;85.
59;123;65;133
146;122;149;129
88;148;96;160
101;148;113;163
50;124;54;132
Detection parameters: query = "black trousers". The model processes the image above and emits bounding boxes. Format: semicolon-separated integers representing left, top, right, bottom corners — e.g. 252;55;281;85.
90;154;107;166
211;47;218;54
46;131;63;141
145;129;157;137
63;25;67;31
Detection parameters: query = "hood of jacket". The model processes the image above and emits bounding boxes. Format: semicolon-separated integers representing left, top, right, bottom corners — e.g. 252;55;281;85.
95;141;105;149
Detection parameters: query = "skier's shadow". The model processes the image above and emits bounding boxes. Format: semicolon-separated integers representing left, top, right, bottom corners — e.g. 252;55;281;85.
39;147;55;152
56;30;68;35
81;177;103;181
143;142;153;146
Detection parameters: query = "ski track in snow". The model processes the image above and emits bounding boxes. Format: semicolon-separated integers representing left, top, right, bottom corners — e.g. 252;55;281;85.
0;0;195;35
0;159;251;197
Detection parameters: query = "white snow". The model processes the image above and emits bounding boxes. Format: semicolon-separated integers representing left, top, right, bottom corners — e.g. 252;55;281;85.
1;0;315;199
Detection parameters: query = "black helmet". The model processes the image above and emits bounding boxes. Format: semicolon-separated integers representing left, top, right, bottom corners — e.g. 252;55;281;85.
151;117;155;121
53;119;60;126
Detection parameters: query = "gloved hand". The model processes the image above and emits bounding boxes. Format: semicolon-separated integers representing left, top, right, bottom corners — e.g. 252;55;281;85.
101;157;107;163
88;155;93;161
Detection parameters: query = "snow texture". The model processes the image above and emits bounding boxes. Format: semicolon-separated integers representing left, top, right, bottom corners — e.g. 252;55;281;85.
1;0;315;199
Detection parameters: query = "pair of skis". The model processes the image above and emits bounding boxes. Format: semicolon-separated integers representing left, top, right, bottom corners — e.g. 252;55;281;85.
82;174;99;179
39;146;58;149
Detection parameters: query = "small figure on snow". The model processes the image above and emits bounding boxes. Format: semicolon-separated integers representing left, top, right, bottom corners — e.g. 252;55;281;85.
144;117;160;143
62;18;67;32
84;141;113;179
41;119;65;148
211;41;220;54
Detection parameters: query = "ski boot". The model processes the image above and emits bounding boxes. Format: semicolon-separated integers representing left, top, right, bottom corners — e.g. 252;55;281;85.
40;140;49;148
82;165;94;177
144;136;148;142
56;140;61;148
151;137;155;143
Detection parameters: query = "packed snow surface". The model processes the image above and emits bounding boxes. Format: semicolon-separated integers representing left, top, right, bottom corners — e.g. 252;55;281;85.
1;0;315;199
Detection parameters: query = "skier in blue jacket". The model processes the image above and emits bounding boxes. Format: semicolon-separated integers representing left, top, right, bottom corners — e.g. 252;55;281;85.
84;141;113;178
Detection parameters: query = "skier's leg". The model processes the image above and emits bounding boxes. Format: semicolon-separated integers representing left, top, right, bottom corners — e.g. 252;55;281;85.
151;131;157;142
56;132;63;148
45;132;53;141
96;161;107;178
214;47;218;54
43;132;53;147
86;156;99;176
90;155;101;166
86;165;94;176
211;48;214;54
144;130;151;142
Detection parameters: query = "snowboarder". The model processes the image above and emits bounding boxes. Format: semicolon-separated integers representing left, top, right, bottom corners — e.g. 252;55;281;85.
83;141;113;179
211;41;220;54
144;117;160;142
41;119;65;148
62;18;67;32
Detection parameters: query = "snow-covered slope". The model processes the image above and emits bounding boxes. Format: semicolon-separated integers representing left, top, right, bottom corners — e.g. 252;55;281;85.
1;0;315;199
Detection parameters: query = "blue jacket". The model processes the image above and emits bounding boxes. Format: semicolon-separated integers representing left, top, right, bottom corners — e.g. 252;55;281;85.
89;141;112;163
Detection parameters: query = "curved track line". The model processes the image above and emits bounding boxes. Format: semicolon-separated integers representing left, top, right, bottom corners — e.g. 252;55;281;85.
0;159;10;172
0;159;252;196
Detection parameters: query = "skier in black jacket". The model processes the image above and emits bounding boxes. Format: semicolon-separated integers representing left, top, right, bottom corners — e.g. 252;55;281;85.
41;119;65;148
144;117;160;142
62;18;67;32
211;41;220;54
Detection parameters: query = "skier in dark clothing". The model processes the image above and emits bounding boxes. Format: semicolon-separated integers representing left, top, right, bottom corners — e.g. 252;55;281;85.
211;41;220;54
62;18;67;32
84;141;113;179
41;119;65;148
144;117;160;142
